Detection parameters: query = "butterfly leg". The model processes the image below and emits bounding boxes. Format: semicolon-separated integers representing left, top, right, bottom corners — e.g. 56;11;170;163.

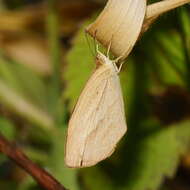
112;55;124;73
118;61;124;73
113;55;123;63
106;40;112;58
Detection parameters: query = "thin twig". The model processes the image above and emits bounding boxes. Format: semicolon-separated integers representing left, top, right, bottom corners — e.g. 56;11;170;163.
142;0;190;32
147;0;190;20
47;0;62;120
0;133;67;190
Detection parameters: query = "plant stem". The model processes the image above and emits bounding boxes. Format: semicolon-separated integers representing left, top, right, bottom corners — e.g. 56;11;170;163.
143;0;190;32
47;0;62;120
0;133;67;190
146;0;190;20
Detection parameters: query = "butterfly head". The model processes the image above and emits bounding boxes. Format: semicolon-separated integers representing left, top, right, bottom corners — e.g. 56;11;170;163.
96;51;112;67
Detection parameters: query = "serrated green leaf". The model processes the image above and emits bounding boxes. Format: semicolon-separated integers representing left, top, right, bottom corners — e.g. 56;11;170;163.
156;31;185;67
151;45;185;86
63;22;94;111
144;29;188;87
118;120;190;190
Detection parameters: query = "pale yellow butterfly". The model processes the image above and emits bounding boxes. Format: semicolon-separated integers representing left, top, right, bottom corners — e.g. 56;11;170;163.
65;50;127;168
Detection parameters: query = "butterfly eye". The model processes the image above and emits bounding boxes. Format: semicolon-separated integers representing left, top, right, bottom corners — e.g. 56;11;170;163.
96;54;102;62
96;54;100;60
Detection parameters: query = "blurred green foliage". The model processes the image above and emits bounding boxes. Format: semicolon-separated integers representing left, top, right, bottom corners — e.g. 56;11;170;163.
0;1;190;190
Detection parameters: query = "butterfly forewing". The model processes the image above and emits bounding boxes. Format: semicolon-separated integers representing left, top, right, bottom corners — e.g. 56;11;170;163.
65;53;127;168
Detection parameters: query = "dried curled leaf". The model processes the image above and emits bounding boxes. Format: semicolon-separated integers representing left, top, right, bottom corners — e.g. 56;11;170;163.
86;0;147;60
86;0;190;59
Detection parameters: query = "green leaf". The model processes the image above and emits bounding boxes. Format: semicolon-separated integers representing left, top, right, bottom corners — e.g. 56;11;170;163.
156;31;185;69
151;45;185;86
0;80;54;131
120;58;135;113
0;54;49;112
145;31;186;87
63;22;94;111
119;120;190;190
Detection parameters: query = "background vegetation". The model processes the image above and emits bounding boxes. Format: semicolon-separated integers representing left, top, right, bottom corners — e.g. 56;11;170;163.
0;0;190;190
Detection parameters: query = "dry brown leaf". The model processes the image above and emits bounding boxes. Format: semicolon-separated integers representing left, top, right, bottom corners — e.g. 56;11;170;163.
1;36;52;75
86;0;147;60
86;0;190;60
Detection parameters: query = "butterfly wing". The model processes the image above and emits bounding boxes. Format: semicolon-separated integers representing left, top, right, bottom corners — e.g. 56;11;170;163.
65;63;127;168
